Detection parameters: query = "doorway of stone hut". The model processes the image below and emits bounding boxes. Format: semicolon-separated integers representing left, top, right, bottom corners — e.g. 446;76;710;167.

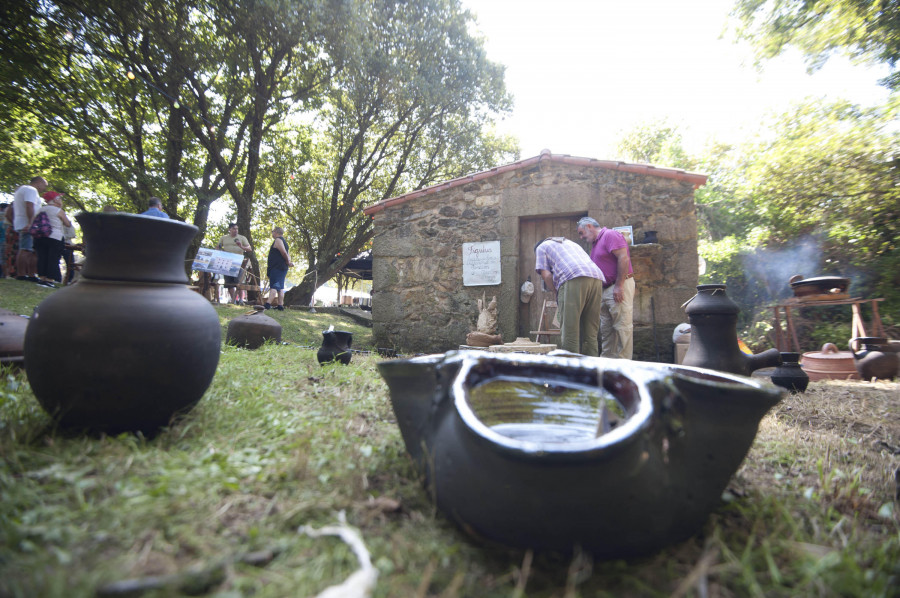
518;213;589;338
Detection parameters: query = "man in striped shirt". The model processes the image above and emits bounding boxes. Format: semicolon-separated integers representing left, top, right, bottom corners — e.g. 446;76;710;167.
534;237;606;356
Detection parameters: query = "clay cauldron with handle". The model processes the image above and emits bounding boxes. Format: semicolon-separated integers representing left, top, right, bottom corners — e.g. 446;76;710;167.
23;212;221;434
849;337;899;380
682;284;781;376
377;350;784;557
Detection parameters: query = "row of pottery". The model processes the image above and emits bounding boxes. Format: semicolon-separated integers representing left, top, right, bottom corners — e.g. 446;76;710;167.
680;284;897;384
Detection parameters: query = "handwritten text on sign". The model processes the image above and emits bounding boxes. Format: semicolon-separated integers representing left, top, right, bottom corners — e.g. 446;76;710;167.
462;241;501;286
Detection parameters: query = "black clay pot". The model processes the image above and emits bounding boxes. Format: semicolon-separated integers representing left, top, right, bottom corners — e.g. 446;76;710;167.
23;212;221;434
226;307;282;349
770;352;809;392
682;284;781;376
317;330;353;365
850;337;899;380
377;351;784;557
639;230;658;244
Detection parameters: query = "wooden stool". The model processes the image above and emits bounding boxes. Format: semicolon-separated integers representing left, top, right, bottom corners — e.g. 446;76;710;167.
530;299;560;343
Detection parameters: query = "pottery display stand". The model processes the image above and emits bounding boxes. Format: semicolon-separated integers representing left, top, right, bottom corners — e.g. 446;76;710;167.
196;271;221;304
771;297;885;353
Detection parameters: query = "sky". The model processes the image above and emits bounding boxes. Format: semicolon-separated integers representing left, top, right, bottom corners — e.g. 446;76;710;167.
462;0;892;161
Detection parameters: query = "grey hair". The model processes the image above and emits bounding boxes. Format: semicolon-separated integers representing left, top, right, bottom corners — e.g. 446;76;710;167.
576;216;599;229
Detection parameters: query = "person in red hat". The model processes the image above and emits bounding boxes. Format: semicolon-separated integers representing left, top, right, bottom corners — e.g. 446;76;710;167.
32;191;72;288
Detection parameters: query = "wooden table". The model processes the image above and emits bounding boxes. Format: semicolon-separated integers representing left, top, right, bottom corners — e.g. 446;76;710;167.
771;296;885;353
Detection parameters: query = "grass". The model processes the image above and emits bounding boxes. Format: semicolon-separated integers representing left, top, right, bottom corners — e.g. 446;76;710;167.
2;278;899;597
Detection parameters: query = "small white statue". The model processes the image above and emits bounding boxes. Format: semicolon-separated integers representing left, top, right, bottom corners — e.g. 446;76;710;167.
467;292;500;347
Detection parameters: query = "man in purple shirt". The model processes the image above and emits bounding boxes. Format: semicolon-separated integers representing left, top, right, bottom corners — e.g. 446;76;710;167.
534;237;606;356
577;216;635;359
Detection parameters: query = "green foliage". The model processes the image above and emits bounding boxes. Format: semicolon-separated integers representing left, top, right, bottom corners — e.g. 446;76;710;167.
1;0;516;290
729;0;900;90
263;0;518;304
614;118;696;170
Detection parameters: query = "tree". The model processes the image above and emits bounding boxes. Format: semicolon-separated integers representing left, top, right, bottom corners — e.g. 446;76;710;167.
614;119;695;170
264;0;517;306
697;98;900;332
1;0;348;274
730;0;900;90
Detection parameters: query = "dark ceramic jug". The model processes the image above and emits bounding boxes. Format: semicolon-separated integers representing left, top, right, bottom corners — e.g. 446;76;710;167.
850;337;899;380
378;350;783;557
226;306;282;349
317;330;353;365
682;284;781;376
23;212;221;434
770;352;809;392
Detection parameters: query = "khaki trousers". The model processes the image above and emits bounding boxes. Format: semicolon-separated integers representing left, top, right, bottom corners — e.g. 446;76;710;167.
557;276;604;356
599;277;635;359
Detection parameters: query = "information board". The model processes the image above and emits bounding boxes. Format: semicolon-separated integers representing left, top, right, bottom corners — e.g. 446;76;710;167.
191;248;244;277
462;241;501;286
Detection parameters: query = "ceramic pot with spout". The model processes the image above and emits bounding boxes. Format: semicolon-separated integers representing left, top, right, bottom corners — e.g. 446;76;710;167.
23;212;221;434
317;330;353;365
849;337;899;380
681;284;781;376
377;350;784;557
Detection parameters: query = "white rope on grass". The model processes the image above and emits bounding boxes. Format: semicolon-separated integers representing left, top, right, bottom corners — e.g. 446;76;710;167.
299;511;378;598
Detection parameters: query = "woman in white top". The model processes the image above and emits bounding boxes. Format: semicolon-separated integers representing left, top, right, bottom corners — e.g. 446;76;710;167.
34;191;72;287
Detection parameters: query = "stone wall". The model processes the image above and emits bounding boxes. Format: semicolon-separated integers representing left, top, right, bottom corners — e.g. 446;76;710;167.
371;159;701;357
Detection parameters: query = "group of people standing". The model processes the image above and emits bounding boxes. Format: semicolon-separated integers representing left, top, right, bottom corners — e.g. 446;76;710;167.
4;177;295;311
534;216;634;359
2;176;76;287
216;222;294;311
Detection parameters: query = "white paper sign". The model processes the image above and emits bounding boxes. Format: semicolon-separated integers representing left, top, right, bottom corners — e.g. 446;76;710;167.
191;247;244;276
462;241;501;286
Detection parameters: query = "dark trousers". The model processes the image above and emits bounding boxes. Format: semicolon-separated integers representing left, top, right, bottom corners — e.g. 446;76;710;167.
35;237;64;282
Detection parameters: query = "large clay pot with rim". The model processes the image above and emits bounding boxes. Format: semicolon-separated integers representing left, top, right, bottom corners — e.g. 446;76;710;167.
23;212;221;433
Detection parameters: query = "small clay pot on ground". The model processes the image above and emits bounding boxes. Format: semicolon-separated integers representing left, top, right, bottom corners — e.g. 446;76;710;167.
770;352;810;393
317;330;353;365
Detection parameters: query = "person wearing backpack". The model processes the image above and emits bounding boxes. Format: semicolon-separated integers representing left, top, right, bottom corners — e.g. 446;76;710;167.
12;175;47;282
32;191;72;288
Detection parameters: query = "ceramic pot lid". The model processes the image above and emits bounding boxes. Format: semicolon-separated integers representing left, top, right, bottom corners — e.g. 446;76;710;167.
802;343;853;359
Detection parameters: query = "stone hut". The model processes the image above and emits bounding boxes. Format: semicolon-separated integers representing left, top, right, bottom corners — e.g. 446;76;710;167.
363;150;707;359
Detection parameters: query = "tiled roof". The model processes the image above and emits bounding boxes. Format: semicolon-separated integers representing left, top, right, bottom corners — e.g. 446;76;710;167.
363;149;708;216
